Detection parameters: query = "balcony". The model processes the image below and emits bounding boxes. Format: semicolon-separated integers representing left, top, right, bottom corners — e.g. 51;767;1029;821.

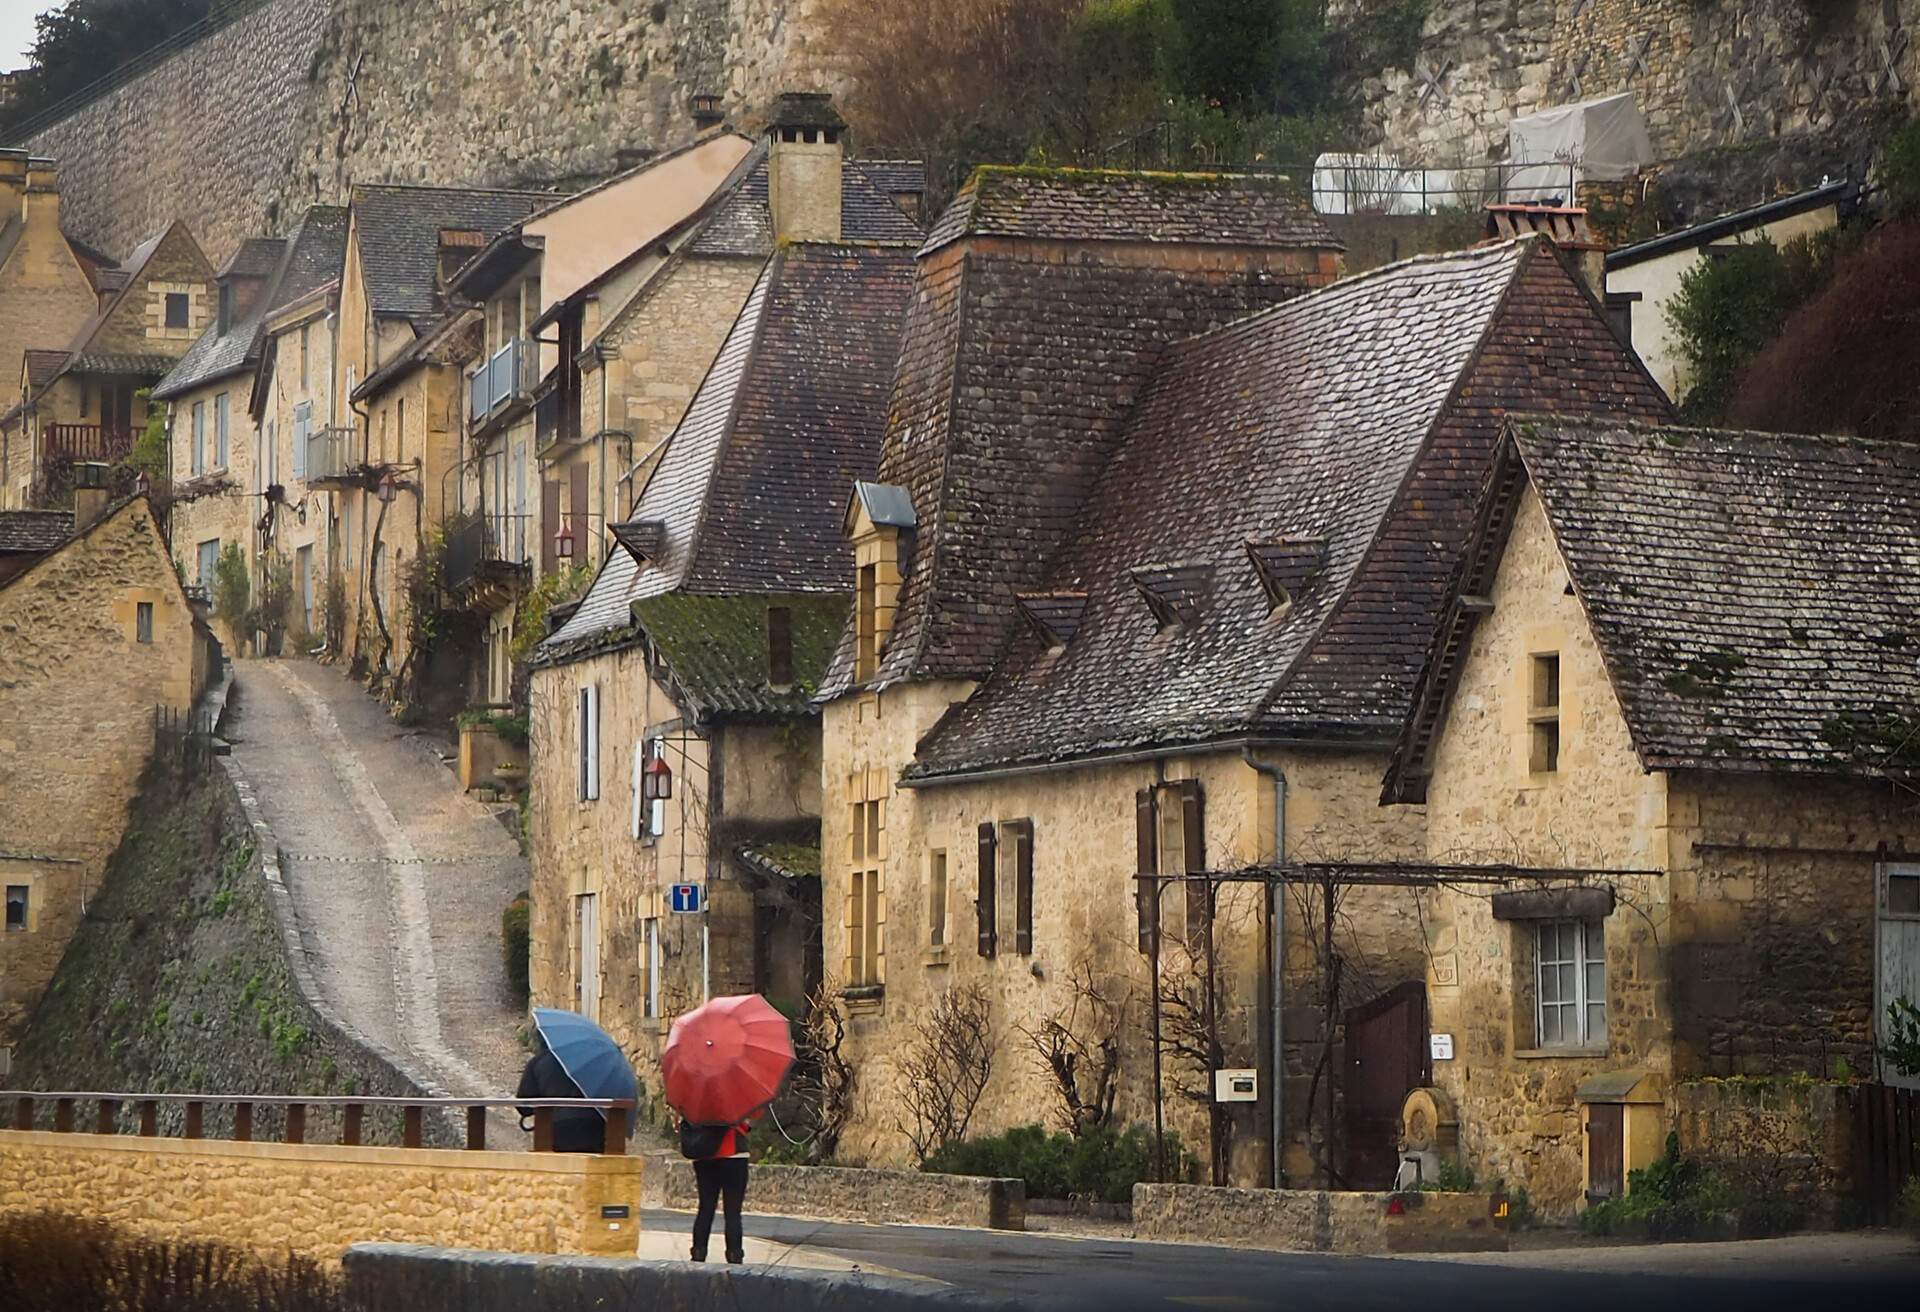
445;513;532;612
468;337;539;430
304;426;355;484
45;423;135;463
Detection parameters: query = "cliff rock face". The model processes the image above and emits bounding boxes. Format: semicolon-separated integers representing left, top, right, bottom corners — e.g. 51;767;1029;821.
1350;0;1919;169
25;0;829;263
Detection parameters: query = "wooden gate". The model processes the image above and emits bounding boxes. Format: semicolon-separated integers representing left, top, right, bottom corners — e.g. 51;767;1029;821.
1585;1103;1626;1201
1344;981;1428;1189
1851;1083;1920;1226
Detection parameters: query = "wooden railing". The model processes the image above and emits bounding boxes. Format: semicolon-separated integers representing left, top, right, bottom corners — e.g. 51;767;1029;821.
3;1091;635;1155
45;423;136;463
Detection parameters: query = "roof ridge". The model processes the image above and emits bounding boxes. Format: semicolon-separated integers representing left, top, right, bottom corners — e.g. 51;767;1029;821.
1510;411;1914;452
352;181;564;200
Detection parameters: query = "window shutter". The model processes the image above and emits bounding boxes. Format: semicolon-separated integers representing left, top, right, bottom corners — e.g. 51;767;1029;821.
1180;779;1208;943
1012;820;1034;956
578;687;589;800
1135;788;1157;954
629;740;645;839
585;685;600;800
541;479;562;573
976;821;997;958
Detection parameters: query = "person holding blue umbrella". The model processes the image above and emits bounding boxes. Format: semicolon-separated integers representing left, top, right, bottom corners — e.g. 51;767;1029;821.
516;1008;639;1152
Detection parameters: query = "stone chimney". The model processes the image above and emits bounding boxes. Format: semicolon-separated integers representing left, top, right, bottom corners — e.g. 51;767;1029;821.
768;91;845;244
71;461;111;530
0;149;26;222
22;157;60;234
1483;202;1607;298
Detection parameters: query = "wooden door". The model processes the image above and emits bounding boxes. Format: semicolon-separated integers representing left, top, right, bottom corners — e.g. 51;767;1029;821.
1879;864;1920;1089
1586;1103;1625;1200
1343;981;1427;1188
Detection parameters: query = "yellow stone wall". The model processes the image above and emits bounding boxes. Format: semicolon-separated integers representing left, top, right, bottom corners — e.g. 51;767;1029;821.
258;298;340;644
0;1131;642;1263
0;159;98;421
167;375;259;649
0;499;203;1047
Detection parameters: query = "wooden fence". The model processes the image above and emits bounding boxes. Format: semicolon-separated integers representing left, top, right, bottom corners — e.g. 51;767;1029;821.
1849;1082;1919;1225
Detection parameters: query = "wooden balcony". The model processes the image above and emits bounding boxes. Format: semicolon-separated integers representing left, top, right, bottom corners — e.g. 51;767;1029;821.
45;423;135;463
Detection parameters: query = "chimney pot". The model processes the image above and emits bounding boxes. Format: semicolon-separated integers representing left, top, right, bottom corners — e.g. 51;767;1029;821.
72;461;111;529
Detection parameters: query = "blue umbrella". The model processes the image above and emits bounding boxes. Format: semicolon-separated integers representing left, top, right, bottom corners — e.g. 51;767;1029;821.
531;1008;640;1125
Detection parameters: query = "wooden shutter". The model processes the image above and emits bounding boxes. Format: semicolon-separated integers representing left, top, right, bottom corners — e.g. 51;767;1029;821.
1135;788;1157;954
976;821;998;958
1012;820;1034;956
629;740;645;839
541;479;561;573
569;462;590;563
1180;779;1207;944
578;687;589;799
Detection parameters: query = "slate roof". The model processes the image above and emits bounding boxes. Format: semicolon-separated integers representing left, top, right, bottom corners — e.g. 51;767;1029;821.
0;509;71;554
350;184;556;328
72;353;177;378
24;349;64;389
689;156;926;257
537;243;915;701
220;237;285;280
904;239;1672;779
1403;418;1920;782
155;206;348;400
922;167;1341;256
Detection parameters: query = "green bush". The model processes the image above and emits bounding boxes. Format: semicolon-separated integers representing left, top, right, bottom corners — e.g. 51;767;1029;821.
921;1123;1192;1204
1577;1131;1803;1240
1414;1158;1476;1192
458;708;530;748
1666;232;1840;422
212;543;250;630
1881;996;1920;1078
501;893;531;1001
1878;116;1920;219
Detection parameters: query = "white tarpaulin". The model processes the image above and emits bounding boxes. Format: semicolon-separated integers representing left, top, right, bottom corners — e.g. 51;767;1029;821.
1506;92;1654;199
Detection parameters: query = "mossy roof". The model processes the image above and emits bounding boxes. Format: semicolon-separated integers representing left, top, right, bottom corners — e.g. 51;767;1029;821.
631;591;847;720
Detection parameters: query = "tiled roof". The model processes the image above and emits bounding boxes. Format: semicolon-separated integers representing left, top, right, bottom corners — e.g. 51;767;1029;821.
154;238;287;399
220;237;285;280
820;195;1333;701
0;509;71;554
1514;419;1920;776
854;160;927;197
24;349;64;389
630;592;850;718
272;206;349;311
351;185;555;328
921;167;1341;256
71;353;178;378
688;158;926;257
906;240;1673;778
539;243;915;679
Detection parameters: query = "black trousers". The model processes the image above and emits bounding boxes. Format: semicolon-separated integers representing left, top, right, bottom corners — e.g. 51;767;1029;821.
691;1156;750;1261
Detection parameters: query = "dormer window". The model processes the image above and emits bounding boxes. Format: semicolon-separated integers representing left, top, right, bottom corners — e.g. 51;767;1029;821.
164;293;189;330
1131;563;1210;631
610;517;665;566
1246;537;1327;614
216;282;233;335
1016;592;1088;652
844;481;916;685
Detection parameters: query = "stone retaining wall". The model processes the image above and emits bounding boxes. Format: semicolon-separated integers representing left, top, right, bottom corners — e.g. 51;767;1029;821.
657;1160;1026;1231
1132;1184;1508;1254
0;1131;643;1262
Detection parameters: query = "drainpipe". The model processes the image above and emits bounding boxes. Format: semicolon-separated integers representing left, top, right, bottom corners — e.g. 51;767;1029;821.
1243;746;1287;1189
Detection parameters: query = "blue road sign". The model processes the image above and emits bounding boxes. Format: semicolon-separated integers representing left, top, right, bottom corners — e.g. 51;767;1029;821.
670;883;703;914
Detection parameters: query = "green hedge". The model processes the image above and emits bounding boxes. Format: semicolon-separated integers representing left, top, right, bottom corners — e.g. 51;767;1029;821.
501;894;530;1002
921;1123;1192;1205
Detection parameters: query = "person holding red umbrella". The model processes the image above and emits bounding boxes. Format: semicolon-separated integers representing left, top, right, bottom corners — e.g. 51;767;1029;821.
662;994;795;1265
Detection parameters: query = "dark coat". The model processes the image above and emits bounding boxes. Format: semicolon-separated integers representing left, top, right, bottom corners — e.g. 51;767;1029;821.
516;1049;603;1152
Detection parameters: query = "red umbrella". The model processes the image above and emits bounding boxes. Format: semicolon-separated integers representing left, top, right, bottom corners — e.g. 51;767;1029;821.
661;993;795;1125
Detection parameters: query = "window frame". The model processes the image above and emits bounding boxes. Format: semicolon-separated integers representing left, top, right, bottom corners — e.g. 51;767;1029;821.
577;684;601;802
849;797;885;984
1535;918;1606;1049
4;884;27;933
164;291;190;330
855;562;878;681
640;916;661;1019
135;601;153;644
214;392;229;470
190;401;205;475
1529;651;1562;775
927;849;948;949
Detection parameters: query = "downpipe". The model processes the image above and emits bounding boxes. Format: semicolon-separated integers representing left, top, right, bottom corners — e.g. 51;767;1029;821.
1243;746;1287;1189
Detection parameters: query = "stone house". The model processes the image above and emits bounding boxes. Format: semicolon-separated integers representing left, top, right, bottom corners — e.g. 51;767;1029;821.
0;488;215;1070
153;206;348;648
1604;180;1853;405
814;170;1672;1187
1381;416;1920;1216
451;96;922;709
0;219;214;511
0;150;112;503
526;240;915;1095
320;184;557;685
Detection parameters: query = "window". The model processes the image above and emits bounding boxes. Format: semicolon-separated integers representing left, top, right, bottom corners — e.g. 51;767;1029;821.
1530;653;1561;773
342;499;353;568
136;601;153;644
856;563;877;681
976;821;997;958
196;538;219;587
768;605;792;687
641;916;661;1018
1604;292;1638;348
5;886;26;932
165;292;189;330
577;684;600;801
1536;919;1605;1048
293;402;311;480
214;393;229;469
1890;872;1920;917
928;850;947;949
191;401;205;475
299;324;310;389
396;398;406;459
1136;781;1206;952
217;282;233;334
998;819;1034;956
574;892;600;1019
849;797;885;984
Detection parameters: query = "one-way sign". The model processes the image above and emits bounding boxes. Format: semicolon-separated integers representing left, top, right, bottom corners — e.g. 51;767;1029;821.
670;883;703;914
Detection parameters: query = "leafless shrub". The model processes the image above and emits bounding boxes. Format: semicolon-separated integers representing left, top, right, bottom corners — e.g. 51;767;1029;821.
786;980;857;1163
1022;957;1123;1137
896;982;998;1163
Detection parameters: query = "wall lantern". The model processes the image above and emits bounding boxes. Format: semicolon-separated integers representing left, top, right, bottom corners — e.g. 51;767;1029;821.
642;754;674;803
555;524;576;559
377;471;398;504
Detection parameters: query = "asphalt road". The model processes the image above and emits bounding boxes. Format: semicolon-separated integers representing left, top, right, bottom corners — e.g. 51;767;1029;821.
642;1210;1918;1311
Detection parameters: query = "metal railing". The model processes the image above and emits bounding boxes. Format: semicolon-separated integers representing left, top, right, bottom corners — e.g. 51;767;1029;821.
469;337;538;426
44;423;135;462
446;513;531;590
5;1090;636;1155
304;426;353;482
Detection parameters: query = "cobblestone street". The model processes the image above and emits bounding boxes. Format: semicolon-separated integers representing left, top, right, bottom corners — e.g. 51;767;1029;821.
225;658;530;1141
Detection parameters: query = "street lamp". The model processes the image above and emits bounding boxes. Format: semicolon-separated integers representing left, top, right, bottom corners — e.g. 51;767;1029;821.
554;523;575;560
642;753;673;802
377;471;397;504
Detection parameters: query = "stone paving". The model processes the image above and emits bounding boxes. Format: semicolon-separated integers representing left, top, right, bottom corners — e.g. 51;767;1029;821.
225;658;531;1144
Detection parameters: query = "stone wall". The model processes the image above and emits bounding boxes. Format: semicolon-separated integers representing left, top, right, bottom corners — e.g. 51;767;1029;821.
0;1131;643;1262
1132;1183;1508;1253
1355;0;1920;173
23;0;833;266
657;1160;1027;1230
